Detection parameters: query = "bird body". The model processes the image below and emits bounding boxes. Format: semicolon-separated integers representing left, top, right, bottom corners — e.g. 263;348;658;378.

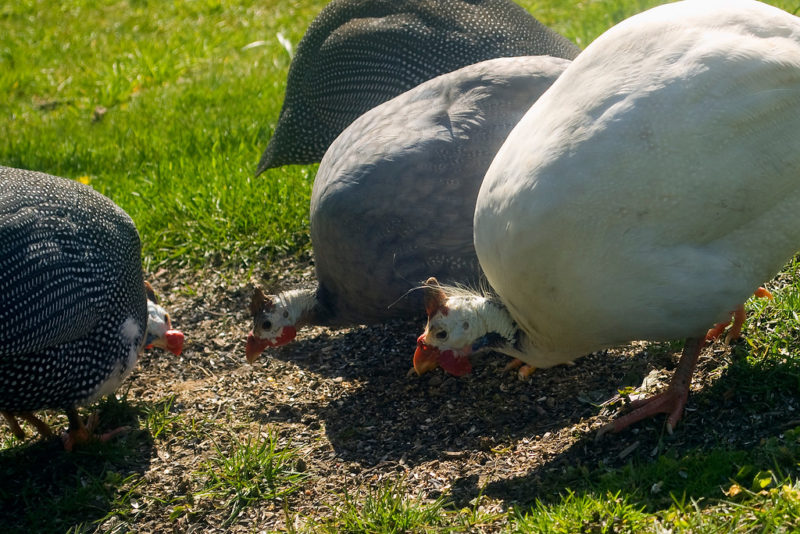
247;55;569;359
475;0;800;368
0;166;183;444
256;0;579;172
415;0;800;431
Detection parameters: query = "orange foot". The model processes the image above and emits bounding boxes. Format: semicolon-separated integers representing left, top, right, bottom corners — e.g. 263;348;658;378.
503;358;536;378
600;337;704;436
706;287;773;342
62;410;129;452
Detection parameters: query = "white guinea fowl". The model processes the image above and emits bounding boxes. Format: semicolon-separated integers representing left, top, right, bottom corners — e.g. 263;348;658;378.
416;0;800;433
246;56;569;362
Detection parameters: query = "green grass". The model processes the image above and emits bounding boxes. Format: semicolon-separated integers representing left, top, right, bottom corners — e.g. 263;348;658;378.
1;0;324;268
5;0;796;269
142;394;181;439
309;478;452;533
306;478;502;533
5;0;800;532
193;429;309;526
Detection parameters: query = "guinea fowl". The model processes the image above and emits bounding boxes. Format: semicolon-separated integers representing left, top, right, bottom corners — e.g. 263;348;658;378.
255;0;579;173
246;55;570;361
414;0;800;433
0;166;184;448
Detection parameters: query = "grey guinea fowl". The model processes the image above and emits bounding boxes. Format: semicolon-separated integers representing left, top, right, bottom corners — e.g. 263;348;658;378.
255;0;580;173
0;166;184;448
246;55;570;361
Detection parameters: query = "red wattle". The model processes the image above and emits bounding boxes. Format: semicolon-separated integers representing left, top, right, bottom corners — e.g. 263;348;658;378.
438;350;472;376
165;329;184;356
270;326;297;347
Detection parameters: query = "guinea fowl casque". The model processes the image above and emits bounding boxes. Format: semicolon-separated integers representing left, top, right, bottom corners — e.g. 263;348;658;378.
255;0;579;172
246;56;570;362
414;0;800;433
0;166;184;448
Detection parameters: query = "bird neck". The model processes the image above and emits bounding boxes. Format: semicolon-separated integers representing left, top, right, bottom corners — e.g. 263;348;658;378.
467;297;520;356
279;288;319;327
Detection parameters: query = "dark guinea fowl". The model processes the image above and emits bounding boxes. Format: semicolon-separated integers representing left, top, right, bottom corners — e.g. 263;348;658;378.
415;0;800;434
246;55;570;361
0;166;184;448
256;0;580;172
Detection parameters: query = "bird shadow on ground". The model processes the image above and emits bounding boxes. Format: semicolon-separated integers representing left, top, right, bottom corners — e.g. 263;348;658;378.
263;316;426;381
257;318;668;467
446;341;800;510
0;398;156;534
253;326;800;509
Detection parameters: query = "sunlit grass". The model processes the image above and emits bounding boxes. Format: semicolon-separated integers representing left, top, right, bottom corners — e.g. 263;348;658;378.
195;429;308;526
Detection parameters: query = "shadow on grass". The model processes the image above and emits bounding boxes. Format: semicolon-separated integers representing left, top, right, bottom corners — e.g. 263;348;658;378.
261;327;800;505
0;397;156;534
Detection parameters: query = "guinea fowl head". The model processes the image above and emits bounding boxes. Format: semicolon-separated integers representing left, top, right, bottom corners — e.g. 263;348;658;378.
245;287;298;363
413;278;496;377
143;282;184;356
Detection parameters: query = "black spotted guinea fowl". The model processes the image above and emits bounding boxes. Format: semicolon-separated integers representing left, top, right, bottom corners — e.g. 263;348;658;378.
255;0;579;172
246;55;570;361
0;166;184;449
414;0;800;434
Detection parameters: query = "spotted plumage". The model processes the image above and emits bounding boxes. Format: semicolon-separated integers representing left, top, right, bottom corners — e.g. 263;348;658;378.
246;56;569;360
0;166;180;444
256;0;580;172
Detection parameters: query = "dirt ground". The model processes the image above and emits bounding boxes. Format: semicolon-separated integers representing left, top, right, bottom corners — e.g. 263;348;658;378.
4;257;800;532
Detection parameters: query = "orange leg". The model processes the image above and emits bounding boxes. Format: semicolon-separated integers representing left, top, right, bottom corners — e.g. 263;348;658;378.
602;336;704;435
19;412;54;438
2;412;25;440
1;411;54;441
706;287;773;342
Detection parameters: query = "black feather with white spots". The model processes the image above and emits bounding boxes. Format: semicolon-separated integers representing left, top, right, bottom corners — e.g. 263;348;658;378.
256;0;580;172
0;166;147;412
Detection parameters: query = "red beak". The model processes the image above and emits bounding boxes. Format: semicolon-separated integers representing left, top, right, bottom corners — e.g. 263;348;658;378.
246;332;272;363
165;330;184;356
413;335;440;375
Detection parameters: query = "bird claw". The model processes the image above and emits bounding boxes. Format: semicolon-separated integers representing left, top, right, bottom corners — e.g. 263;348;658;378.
503;358;536;379
599;387;688;437
517;365;536;379
62;412;130;451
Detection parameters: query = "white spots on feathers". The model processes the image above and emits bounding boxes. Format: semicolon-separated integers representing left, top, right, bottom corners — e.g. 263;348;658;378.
0;166;148;413
256;0;580;171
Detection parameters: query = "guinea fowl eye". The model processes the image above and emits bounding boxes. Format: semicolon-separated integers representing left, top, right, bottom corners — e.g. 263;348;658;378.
262;320;272;330
435;331;447;340
283;310;289;318
462;321;469;330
